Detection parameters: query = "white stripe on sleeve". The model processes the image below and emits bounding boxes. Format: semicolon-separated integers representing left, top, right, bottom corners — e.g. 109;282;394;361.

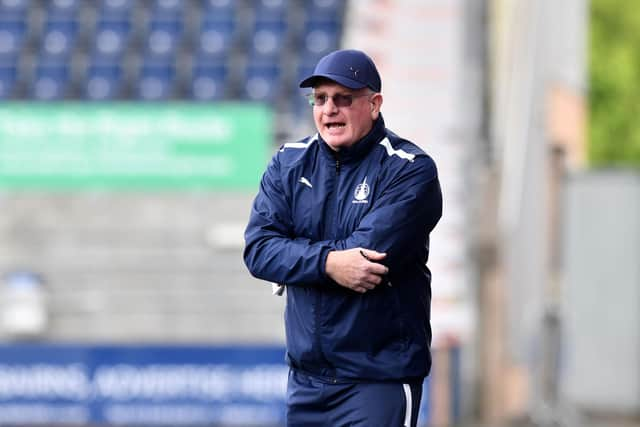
280;134;318;151
380;138;416;162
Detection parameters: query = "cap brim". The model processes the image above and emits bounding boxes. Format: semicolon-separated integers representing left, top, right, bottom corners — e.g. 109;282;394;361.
299;73;367;90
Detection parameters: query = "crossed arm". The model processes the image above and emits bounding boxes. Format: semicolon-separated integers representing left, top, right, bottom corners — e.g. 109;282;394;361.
243;155;442;293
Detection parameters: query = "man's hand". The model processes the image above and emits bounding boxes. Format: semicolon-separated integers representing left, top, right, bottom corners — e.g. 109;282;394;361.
325;248;389;293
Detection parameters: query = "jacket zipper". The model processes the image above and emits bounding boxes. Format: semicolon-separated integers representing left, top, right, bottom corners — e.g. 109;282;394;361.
312;153;341;380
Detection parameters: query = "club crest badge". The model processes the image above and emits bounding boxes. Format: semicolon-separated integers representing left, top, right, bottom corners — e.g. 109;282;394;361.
353;177;369;204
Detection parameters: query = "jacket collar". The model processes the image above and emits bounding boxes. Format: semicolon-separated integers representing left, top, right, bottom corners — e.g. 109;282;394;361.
318;115;386;164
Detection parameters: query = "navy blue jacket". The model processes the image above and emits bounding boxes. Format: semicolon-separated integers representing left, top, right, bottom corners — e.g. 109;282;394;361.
244;116;442;383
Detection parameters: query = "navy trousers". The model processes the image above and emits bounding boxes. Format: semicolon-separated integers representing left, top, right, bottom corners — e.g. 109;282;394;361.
286;369;423;427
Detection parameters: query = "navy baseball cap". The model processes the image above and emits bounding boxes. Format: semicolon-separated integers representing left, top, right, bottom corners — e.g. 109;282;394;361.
299;49;382;92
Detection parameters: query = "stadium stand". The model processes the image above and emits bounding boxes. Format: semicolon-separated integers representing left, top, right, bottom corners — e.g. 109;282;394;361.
0;0;345;120
0;0;346;343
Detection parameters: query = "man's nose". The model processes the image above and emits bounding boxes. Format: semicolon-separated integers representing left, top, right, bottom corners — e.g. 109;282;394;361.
322;96;339;113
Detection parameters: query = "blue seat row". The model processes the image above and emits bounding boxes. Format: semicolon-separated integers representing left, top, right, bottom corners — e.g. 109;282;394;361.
0;15;339;62
0;0;344;111
0;59;309;102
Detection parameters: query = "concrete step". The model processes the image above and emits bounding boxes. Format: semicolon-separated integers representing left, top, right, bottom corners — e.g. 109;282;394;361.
47;309;285;343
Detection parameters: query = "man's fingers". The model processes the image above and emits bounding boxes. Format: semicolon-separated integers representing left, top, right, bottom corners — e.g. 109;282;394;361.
360;259;388;276
327;249;391;293
367;274;383;286
360;249;387;261
356;274;382;291
357;283;375;293
359;249;389;275
366;263;389;276
356;270;383;285
354;282;377;293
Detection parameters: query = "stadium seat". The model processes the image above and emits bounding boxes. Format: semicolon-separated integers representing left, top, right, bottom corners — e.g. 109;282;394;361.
0;20;26;63
144;20;182;60
83;62;123;100
150;0;184;20
92;19;131;60
40;19;79;61
0;64;16;99
249;20;287;60
47;0;81;20
197;19;235;61
254;0;288;23
305;0;342;19
30;62;70;100
98;0;135;19
241;62;281;102
190;62;228;101
136;62;174;100
0;0;28;20
300;19;340;61
202;0;236;22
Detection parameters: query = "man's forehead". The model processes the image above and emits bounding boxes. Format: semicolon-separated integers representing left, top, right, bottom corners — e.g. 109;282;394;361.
312;82;361;93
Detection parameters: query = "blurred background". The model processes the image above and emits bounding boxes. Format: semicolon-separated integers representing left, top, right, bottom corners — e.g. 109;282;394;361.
0;0;638;426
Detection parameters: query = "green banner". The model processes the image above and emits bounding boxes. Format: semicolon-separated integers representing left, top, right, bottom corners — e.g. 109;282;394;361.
0;103;272;190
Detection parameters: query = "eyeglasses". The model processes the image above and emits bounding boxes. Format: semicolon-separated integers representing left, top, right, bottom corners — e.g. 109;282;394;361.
306;92;372;107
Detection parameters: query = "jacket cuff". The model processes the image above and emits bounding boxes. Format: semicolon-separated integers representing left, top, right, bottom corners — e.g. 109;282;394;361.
318;245;333;281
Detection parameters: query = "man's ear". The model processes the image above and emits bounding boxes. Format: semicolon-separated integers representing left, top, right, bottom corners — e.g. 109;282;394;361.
370;93;383;119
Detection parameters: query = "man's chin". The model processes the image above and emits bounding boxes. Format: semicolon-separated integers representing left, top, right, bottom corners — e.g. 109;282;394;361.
322;135;354;151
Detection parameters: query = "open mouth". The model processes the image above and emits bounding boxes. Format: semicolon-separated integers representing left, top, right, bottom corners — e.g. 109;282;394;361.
325;122;346;129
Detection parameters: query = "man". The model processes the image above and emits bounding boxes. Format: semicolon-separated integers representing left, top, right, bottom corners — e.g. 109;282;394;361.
244;49;442;427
